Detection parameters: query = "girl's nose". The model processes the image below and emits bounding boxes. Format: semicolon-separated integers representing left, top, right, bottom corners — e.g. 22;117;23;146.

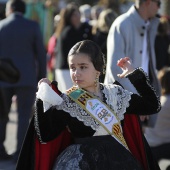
74;69;80;76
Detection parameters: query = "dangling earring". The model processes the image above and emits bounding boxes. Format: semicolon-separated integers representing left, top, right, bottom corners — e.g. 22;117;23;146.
102;54;106;75
94;74;99;87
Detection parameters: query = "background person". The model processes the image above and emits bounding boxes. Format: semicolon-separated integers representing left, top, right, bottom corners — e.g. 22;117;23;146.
93;8;118;82
0;0;46;161
46;14;60;81
155;17;170;71
105;0;161;127
54;3;93;92
145;67;170;162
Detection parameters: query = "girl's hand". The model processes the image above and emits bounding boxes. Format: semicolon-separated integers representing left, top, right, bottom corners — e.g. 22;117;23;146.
38;78;51;88
117;57;134;78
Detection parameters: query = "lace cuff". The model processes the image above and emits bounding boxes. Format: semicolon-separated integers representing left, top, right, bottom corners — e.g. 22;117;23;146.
103;84;132;120
36;82;63;112
125;67;147;83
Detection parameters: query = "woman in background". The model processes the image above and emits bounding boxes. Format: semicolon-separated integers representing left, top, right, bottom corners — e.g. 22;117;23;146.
55;3;93;92
93;8;117;82
46;14;60;80
145;67;170;162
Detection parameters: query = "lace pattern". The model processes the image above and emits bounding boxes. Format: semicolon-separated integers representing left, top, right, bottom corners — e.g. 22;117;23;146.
34;84;132;141
103;84;132;120
34;100;46;144
57;94;99;130
55;84;132;131
52;144;83;170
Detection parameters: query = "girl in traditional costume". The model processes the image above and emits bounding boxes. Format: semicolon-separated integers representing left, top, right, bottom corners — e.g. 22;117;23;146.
16;40;161;170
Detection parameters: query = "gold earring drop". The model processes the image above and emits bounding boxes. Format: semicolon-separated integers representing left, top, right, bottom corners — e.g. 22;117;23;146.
94;75;99;87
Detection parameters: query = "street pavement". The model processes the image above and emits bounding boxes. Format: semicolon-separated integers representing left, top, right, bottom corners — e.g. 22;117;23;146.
0;102;16;170
0;101;170;170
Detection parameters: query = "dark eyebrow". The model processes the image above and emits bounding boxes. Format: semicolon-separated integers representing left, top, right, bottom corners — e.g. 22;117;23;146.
70;63;89;66
78;63;88;66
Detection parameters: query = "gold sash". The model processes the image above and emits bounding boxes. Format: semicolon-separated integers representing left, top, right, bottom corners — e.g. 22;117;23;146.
66;86;129;150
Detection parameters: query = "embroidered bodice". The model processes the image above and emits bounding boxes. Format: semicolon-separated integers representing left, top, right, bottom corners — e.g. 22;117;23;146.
35;68;161;143
56;84;132;131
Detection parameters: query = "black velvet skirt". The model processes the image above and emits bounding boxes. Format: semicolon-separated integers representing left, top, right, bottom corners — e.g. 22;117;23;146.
52;135;143;170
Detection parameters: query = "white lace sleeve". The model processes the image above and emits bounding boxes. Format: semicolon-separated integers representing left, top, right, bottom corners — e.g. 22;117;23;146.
103;84;132;120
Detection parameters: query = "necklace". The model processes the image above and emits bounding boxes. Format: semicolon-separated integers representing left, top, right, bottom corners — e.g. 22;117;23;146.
78;84;105;101
88;84;103;101
92;92;102;99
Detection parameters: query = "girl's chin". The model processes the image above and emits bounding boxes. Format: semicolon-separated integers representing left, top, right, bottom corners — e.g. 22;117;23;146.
75;84;85;89
76;84;83;88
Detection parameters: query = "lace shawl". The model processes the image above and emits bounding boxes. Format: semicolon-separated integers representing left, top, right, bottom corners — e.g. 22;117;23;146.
56;84;132;133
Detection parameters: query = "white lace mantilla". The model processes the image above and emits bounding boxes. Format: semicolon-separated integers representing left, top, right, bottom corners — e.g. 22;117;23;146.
56;84;132;132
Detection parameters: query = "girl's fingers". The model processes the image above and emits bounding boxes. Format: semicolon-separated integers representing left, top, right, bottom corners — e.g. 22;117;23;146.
117;58;125;67
38;78;51;88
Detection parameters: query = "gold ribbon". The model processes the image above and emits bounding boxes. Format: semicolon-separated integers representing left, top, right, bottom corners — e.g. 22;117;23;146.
66;86;129;150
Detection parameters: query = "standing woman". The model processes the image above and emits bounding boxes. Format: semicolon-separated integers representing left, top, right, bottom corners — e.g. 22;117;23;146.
55;3;93;92
93;8;117;82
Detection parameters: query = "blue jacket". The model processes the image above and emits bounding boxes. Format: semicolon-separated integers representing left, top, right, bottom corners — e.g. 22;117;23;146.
0;13;46;87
